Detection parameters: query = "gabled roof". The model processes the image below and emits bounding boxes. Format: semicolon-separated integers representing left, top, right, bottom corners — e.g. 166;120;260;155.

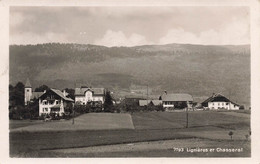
202;93;240;106
40;89;74;102
75;87;105;96
51;89;74;102
161;93;193;102
151;100;162;106
25;78;32;88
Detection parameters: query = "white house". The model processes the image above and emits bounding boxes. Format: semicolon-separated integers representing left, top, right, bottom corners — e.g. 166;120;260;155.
75;86;106;105
159;93;193;109
201;93;240;110
24;78;45;105
38;89;74;116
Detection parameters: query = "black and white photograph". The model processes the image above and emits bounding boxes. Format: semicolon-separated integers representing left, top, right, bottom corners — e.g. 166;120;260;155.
1;0;259;161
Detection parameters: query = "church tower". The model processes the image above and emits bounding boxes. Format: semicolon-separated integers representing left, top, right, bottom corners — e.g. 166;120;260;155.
24;78;32;105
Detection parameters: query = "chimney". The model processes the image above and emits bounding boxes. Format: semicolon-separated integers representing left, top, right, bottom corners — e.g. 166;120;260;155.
44;90;46;93
63;90;67;97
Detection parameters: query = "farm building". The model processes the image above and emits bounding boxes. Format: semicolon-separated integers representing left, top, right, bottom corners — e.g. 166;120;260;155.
24;78;45;105
75;86;106;105
139;100;162;106
124;95;146;106
201;93;240;110
159;93;193;109
39;89;74;116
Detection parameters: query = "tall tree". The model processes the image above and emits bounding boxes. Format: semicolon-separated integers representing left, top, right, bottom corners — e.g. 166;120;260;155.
35;85;49;92
104;91;113;112
13;82;25;106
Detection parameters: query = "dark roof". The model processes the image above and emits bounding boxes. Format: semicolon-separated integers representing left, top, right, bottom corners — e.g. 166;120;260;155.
25;78;32;88
40;89;74;102
51;89;74;102
75;87;105;96
202;93;240;106
161;93;193;102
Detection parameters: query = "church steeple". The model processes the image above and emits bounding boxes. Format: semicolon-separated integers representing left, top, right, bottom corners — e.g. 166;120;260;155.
24;78;32;105
25;78;32;88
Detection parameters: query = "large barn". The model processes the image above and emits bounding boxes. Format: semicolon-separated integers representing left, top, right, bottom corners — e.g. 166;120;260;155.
201;93;240;110
159;93;193;109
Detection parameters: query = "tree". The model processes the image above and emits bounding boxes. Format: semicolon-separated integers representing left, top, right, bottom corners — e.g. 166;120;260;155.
64;88;75;100
228;131;234;140
10;82;25;107
35;85;49;92
104;91;113;112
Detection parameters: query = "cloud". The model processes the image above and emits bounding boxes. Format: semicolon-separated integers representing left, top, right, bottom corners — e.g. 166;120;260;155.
94;30;153;47
159;18;249;45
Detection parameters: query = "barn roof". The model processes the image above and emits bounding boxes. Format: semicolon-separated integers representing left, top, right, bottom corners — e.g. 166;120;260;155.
161;93;193;102
75;87;105;96
202;93;240;106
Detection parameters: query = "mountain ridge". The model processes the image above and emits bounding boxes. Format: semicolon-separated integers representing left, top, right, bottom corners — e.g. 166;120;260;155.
9;43;250;106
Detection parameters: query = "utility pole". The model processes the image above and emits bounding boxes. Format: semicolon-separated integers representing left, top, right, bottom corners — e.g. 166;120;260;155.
146;84;148;110
72;82;76;125
186;101;188;128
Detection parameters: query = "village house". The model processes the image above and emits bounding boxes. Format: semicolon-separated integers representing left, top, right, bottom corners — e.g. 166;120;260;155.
159;92;193;109
201;93;240;110
38;89;74;116
74;86;106;105
24;78;45;105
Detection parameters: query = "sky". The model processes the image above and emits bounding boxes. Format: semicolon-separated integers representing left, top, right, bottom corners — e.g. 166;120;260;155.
10;6;250;46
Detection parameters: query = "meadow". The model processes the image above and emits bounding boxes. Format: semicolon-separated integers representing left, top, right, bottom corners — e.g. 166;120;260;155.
9;110;250;157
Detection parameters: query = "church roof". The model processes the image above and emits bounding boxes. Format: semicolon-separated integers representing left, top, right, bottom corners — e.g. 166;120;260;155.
25;78;32;88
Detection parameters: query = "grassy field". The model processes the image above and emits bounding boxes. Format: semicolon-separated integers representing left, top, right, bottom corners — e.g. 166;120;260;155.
10;113;134;132
9;111;251;157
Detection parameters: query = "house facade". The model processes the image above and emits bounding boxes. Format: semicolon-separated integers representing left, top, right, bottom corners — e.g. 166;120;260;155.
24;78;44;105
202;93;240;110
39;89;74;116
75;86;105;105
159;93;193;109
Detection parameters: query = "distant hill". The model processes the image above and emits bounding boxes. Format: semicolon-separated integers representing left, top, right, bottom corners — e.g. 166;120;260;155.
9;43;250;106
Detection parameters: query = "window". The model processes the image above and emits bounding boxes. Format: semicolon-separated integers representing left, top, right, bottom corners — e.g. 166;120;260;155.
226;103;229;105
43;101;47;105
56;101;59;105
212;103;214;105
27;89;30;92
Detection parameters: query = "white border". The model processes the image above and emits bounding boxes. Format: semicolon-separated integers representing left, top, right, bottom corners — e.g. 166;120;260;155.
0;0;260;163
